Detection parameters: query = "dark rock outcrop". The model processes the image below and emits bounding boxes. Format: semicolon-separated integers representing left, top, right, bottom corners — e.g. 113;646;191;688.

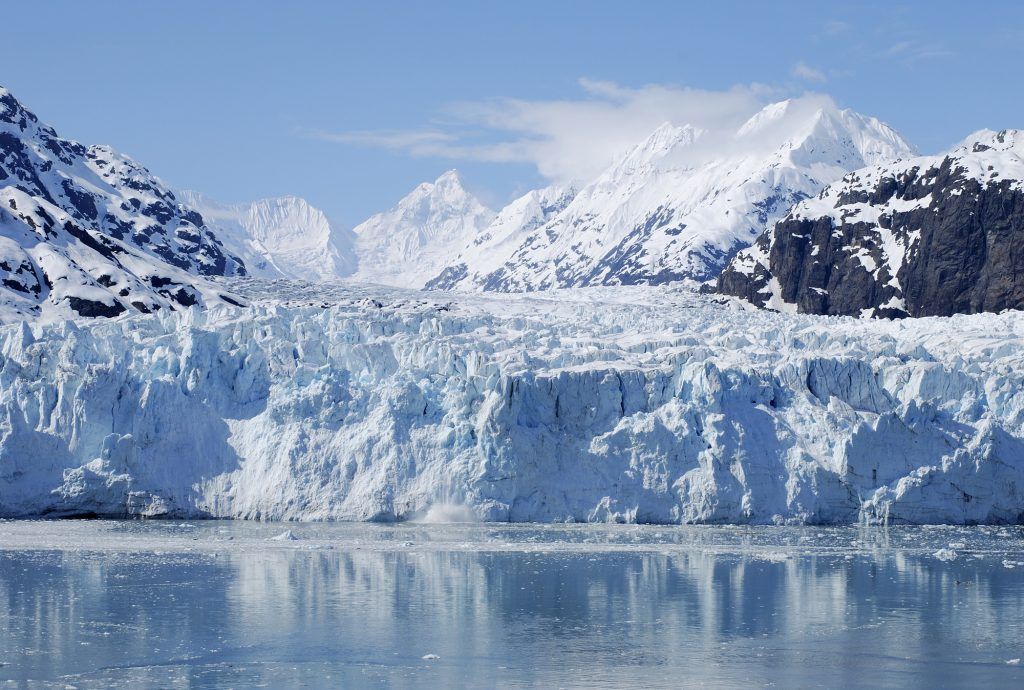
715;129;1024;318
0;85;248;320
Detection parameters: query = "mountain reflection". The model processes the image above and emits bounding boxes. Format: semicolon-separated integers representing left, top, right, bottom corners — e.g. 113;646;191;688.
0;526;1022;688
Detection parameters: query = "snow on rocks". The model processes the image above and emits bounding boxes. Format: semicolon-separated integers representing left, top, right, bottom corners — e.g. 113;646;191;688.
0;86;248;321
716;128;1024;318
429;96;914;291
0;279;1022;524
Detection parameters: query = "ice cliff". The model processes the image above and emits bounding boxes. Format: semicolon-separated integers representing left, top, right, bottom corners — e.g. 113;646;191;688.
0;281;1020;524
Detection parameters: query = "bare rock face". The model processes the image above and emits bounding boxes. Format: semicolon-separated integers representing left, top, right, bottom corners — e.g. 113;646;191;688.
716;130;1024;318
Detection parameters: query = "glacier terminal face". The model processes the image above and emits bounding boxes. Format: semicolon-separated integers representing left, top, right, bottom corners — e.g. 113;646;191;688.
0;281;1021;524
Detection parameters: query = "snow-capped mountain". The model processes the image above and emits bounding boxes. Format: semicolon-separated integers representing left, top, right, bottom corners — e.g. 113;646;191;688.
0;86;247;320
716;129;1024;318
350;170;494;288
428;97;916;291
425;184;576;290
179;191;356;282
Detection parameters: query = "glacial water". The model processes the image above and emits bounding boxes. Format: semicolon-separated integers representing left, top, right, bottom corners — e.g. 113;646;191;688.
0;521;1022;688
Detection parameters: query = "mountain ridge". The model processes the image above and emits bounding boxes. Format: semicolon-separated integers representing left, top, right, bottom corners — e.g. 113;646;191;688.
0;86;247;320
715;128;1024;317
425;96;916;292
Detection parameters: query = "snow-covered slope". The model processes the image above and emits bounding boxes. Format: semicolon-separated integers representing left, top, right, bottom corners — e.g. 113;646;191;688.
351;170;494;288
2;280;1021;525
717;129;1024;317
426;184;576;290
179;192;356;282
429;97;915;291
0;86;248;321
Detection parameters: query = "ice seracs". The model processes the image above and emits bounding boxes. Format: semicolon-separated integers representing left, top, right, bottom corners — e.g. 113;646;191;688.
716;128;1024;317
427;95;915;292
2;280;1022;525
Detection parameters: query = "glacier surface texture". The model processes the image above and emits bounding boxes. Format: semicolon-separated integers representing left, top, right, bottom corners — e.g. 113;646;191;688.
1;281;1021;524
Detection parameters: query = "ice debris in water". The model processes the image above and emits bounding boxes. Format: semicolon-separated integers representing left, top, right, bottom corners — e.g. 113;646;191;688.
270;530;299;541
422;654;440;661
932;548;958;562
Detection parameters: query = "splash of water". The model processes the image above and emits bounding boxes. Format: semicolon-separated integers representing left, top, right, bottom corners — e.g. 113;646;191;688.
412;503;478;524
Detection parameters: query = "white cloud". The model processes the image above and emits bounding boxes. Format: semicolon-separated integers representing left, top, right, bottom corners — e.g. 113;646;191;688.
308;79;774;184
792;62;827;83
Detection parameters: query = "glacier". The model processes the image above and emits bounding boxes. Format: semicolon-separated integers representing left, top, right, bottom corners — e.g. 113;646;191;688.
1;279;1021;525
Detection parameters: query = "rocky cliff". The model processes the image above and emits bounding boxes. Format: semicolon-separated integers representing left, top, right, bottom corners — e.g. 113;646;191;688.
716;129;1024;318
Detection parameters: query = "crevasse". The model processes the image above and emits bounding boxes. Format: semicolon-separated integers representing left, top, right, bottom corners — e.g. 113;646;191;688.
0;282;1021;524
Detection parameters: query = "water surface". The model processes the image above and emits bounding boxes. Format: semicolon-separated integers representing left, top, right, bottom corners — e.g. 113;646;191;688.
0;521;1022;688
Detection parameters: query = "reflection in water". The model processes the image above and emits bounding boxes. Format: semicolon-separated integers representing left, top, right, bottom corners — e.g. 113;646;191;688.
0;524;1022;688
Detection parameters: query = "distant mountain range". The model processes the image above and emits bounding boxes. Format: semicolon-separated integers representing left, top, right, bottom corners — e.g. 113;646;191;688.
429;98;915;291
165;95;926;297
3;83;1024;321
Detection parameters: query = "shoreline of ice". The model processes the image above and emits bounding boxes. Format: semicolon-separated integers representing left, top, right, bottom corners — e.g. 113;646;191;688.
1;280;1022;524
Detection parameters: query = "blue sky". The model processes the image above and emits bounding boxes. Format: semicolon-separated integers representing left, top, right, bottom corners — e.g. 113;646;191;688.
5;1;1022;225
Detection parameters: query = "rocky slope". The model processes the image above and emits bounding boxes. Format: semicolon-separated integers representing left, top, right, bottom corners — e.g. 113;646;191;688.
716;129;1024;318
1;280;1021;525
0;87;247;321
428;97;915;291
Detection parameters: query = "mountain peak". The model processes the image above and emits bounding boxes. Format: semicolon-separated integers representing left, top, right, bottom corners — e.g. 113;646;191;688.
0;85;39;130
955;128;1024;155
351;172;495;288
434;169;462;185
609;122;703;177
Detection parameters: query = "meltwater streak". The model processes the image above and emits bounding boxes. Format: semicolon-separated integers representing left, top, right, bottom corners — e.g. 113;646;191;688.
0;522;1021;689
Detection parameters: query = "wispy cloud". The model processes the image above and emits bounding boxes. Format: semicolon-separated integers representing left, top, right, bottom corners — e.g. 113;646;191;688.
304;129;458;150
792;62;827;83
881;37;954;62
306;79;773;183
822;20;851;35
